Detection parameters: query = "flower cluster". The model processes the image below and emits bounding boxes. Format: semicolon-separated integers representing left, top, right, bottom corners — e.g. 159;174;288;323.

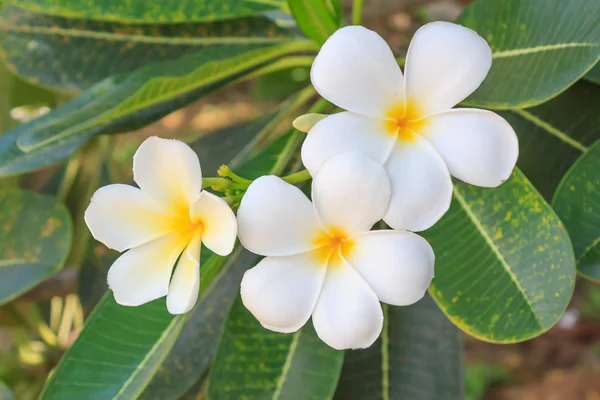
85;22;518;350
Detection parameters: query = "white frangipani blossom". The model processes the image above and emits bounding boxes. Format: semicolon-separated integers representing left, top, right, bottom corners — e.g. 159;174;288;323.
84;137;237;314
237;152;435;350
302;22;519;232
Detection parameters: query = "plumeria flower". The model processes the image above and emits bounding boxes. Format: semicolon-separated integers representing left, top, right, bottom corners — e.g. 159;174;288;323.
84;137;237;314
301;22;519;232
237;152;434;350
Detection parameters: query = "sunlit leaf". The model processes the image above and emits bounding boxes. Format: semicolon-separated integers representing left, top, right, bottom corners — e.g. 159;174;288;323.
423;169;575;342
288;0;339;44
0;40;316;177
459;0;600;109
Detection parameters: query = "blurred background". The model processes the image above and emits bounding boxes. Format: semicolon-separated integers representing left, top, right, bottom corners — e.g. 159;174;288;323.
1;0;599;399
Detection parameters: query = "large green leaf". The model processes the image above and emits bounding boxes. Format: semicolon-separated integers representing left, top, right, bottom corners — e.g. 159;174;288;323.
0;189;72;305
140;250;257;400
500;80;600;200
39;251;228;400
458;0;600;109
423;169;575;342
0;5;292;91
207;296;344;399
0;39;316;177
6;0;286;23
288;0;338;44
553;140;600;281
334;296;463;400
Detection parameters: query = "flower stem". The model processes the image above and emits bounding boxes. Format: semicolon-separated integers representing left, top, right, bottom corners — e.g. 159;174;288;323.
352;0;363;25
218;165;253;185
202;177;247;191
281;169;312;185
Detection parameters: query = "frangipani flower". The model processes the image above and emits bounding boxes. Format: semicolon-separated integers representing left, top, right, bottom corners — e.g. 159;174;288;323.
237;152;434;350
302;22;519;232
84;137;237;314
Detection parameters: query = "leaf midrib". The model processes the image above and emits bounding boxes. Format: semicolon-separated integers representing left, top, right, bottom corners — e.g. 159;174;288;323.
511;109;588;152
492;42;598;58
452;188;543;330
0;22;293;46
271;329;301;400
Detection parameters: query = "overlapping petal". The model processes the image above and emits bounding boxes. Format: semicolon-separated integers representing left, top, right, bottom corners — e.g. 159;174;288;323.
301;112;396;176
383;136;452;232
312;152;391;236
190;191;237;256
133;136;202;212
404;21;492;115
166;232;202;314
240;251;326;333
107;232;188;307
421;109;519;187
312;256;383;350
84;184;178;252
237;176;321;256
346;230;434;306
311;26;403;119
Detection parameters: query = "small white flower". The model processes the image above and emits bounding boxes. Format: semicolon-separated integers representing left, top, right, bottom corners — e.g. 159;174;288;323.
84;137;237;314
302;22;519;231
237;152;434;350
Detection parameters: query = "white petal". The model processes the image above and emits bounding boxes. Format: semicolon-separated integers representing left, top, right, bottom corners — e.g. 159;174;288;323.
84;184;178;252
346;230;435;306
421;109;519;187
383;136;452;232
237;176;321;256
107;232;188;307
312;256;383;350
404;21;492;114
312;152;391;236
311;26;403;119
133;136;202;211
190;191;237;256
301;112;396;176
240;251;326;333
166;232;202;315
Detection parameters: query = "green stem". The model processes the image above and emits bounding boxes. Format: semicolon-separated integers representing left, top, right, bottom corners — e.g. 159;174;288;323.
202;177;246;191
282;169;311;184
218;165;253;185
352;0;363;25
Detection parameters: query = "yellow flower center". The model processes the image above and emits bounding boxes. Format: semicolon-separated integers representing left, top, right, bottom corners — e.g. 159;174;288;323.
172;208;205;238
312;228;355;265
384;101;426;141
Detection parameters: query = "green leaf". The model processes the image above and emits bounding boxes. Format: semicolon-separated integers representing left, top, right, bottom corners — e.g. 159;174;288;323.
458;0;600;109
139;250;258;400
553;140;600;281
288;0;338;44
334;296;464;400
0;189;72;305
207;295;344;399
0;39;316;177
585;62;600;84
0;5;292;91
499;80;600;200
423;169;575;342
6;0;286;23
